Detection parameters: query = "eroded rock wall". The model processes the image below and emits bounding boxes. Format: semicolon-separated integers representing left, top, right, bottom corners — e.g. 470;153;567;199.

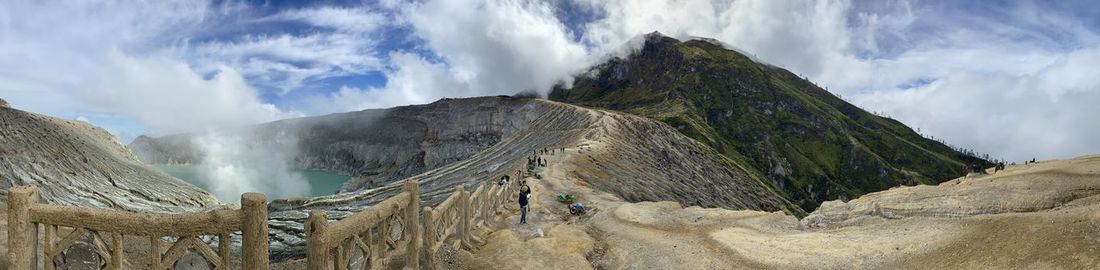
0;106;217;212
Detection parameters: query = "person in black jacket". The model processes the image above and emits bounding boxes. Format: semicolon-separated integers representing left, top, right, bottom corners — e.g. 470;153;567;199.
518;185;532;224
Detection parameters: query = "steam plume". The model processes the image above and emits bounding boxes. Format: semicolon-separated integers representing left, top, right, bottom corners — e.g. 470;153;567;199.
193;129;310;201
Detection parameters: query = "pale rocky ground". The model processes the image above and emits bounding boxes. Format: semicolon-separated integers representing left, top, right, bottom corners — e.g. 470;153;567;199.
445;152;1100;269
0;105;217;212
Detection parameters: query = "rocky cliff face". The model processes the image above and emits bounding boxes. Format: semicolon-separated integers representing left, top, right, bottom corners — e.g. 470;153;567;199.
551;32;991;211
132;97;542;194
0;105;217;212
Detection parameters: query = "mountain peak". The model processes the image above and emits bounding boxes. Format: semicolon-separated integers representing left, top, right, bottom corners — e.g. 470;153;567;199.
643;30;669;39
640;31;682;50
552;35;989;210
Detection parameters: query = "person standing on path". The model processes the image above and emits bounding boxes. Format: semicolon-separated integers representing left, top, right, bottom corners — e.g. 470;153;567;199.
518;184;532;224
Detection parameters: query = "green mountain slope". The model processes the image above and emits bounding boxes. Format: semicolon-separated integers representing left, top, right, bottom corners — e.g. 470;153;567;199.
551;32;990;211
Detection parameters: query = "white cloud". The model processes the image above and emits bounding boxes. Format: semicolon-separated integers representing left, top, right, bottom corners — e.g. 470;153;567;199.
318;0;592;112
269;6;385;33
571;0;1100;161
407;0;590;93
87;51;299;134
180;32;383;93
178;6;388;93
0;0;333;135
855;46;1100;161
319;52;468;111
578;0;872;91
2;0;1097;162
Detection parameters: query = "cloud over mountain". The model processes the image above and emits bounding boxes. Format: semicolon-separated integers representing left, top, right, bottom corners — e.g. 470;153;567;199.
1;0;1098;161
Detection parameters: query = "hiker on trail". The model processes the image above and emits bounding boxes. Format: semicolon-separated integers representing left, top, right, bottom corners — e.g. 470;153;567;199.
499;175;510;186
518;185;532;224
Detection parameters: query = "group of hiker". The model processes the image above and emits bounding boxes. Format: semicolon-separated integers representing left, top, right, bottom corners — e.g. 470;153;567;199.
509;145;585;225
529;156;547;167
528;146;566;168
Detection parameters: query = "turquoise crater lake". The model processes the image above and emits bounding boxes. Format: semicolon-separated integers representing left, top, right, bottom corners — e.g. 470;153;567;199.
152;164;350;200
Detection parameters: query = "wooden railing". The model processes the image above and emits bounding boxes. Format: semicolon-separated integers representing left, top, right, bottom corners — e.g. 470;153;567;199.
6;185;269;270
422;180;516;269
305;179;420;270
7;177;520;270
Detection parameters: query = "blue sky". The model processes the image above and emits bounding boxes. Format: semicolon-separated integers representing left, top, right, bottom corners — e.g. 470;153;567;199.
2;0;1099;162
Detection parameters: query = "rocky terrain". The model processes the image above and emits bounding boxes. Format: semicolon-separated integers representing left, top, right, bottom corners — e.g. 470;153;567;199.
260;97;798;259
0;102;217;212
552;32;990;210
455;151;1100;269
133;34;990;217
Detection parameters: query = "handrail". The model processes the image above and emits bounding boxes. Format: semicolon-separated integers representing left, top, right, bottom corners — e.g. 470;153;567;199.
319;192;410;246
421;178;519;269
306;179;420;270
6;185;269;270
29;204;243;236
7;173;522;270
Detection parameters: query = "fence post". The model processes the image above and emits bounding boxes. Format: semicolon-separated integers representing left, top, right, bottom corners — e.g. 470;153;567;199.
404;179;420;270
483;185;495;223
457;185;469;248
8;185;38;270
241;192;269;270
306;210;328;270
422;207;435;269
494;185;504;214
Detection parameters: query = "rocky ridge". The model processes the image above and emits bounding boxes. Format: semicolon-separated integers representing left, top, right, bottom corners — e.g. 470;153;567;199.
0;104;217;212
552;32;991;210
133;97;541;193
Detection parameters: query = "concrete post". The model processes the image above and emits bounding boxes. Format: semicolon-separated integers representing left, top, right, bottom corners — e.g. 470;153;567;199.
110;232;123;269
404;179;420;270
457;185;469;247
422;207;435;269
8;185;38;270
149;236;162;269
484;185;497;222
241;192;269;270
306;210;328;270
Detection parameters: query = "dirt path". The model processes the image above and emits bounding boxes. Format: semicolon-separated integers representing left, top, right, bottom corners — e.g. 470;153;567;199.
453;151;1100;269
456;142;769;269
